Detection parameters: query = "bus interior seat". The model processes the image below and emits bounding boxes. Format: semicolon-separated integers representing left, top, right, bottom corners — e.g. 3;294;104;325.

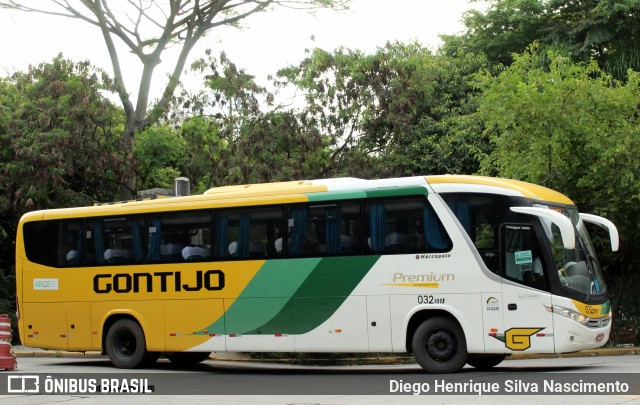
160;242;183;261
228;241;238;257
385;232;410;252
565;261;588;277
564;261;590;291
66;250;80;265
104;249;128;264
182;246;207;261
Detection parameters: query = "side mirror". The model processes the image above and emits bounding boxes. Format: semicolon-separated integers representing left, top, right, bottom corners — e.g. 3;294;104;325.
579;213;619;252
510;207;575;249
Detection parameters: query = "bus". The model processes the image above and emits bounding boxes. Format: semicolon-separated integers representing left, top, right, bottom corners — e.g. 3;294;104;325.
15;175;618;373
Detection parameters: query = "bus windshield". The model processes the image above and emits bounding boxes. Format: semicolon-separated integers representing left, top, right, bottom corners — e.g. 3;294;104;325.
537;205;606;297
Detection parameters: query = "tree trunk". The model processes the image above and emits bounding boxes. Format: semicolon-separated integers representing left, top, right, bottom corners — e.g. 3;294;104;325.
118;122;137;201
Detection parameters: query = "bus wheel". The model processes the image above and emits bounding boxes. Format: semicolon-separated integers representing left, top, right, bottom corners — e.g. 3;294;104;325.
167;352;211;366
412;317;467;373
466;354;506;370
105;319;148;369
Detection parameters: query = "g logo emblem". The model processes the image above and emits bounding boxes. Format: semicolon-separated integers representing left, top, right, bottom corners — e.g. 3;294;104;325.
504;327;543;351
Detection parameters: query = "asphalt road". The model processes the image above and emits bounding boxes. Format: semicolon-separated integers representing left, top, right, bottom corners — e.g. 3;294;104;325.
1;355;639;404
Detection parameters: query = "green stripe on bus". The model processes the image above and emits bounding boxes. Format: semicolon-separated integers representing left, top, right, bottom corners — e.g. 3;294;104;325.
364;185;428;198
247;255;380;335
305;186;427;202
200;259;320;335
306;190;367;202
237;259;321;298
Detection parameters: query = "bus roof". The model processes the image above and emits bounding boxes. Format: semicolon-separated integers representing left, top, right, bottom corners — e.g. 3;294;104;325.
426;175;574;205
21;176;431;221
20;175;574;222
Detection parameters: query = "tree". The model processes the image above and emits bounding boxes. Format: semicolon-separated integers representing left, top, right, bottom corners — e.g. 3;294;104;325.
442;0;640;79
175;116;226;193
441;0;550;67
0;55;124;219
476;47;640;275
173;50;332;186
133;124;185;190
0;0;350;196
279;42;491;177
547;0;640;80
0;56;124;336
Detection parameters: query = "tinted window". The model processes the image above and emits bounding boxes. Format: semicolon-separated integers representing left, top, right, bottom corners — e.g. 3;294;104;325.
287;201;361;257
148;211;212;262
214;206;283;260
502;224;548;290
365;197;452;254
84;216;144;266
443;195;504;273
24;220;83;267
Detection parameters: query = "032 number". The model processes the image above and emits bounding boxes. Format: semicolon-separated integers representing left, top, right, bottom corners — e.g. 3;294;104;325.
417;295;445;304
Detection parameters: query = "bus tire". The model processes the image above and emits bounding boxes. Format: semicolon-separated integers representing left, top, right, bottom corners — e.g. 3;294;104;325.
167;352;211;366
412;317;467;373
105;319;148;369
466;354;506;370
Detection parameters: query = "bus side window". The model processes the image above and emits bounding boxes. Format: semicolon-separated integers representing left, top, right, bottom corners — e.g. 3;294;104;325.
501;225;547;291
287;201;361;258
365;197;451;254
84;216;144;266
60;220;83;266
23;219;82;268
214;206;283;260
339;202;361;255
444;195;501;274
148;211;212;263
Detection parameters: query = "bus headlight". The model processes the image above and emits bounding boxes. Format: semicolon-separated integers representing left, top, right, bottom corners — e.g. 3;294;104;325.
544;303;588;324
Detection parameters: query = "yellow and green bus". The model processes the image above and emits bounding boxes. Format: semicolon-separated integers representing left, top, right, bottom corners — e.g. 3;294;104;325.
15;175;618;373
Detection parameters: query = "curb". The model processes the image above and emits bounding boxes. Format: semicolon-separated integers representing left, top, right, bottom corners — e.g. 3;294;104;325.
12;347;639;365
14;349;103;359
508;347;639;360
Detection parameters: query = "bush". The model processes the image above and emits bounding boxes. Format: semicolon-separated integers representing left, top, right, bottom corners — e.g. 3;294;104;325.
0;271;18;345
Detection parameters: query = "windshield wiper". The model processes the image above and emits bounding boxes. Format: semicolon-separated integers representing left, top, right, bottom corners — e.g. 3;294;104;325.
587;254;601;295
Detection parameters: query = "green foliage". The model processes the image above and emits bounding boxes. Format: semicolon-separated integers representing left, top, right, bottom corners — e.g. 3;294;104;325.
444;0;640;79
280;42;491;176
171;51;333;187
477;47;640;273
0;55;124;213
0;271;17;344
0;55;125;285
606;273;640;347
441;0;550;66
134;125;185;190
0;1;354;198
178;116;225;193
220;110;331;184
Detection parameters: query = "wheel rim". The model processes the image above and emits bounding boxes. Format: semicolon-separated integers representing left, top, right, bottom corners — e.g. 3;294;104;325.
114;329;137;358
426;329;457;362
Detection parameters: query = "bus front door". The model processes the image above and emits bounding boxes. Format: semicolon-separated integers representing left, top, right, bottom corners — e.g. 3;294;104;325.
499;224;555;354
